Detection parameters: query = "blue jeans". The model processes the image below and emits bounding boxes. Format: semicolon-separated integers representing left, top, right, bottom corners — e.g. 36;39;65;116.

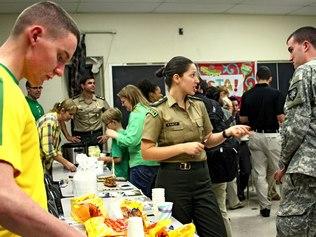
129;165;158;198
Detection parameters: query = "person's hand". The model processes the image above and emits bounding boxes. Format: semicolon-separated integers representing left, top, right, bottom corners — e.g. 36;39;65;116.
66;135;81;143
274;168;286;184
105;129;118;139
182;142;205;155
226;125;251;138
97;135;109;144
64;161;76;172
98;156;112;164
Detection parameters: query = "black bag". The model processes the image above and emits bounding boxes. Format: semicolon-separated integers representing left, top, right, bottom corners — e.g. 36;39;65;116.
194;94;240;183
44;173;64;217
206;142;239;183
205;99;240;183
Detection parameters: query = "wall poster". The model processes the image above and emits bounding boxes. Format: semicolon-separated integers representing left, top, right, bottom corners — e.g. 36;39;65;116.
197;62;256;98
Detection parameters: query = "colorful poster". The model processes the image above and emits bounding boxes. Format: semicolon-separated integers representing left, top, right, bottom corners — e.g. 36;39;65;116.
197;62;256;97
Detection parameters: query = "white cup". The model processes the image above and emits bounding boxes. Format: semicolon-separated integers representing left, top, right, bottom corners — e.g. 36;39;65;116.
127;217;144;237
152;188;165;200
157;202;173;220
96;160;104;175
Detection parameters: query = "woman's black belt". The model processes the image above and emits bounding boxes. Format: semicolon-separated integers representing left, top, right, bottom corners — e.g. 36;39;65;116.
160;161;207;171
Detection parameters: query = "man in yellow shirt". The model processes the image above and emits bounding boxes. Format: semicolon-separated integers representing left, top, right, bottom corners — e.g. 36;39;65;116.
0;2;85;236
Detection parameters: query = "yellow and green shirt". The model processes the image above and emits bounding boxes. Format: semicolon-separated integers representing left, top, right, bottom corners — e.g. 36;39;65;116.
0;63;47;237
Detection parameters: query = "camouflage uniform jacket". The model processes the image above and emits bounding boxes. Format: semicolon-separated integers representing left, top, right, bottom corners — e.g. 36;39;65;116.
280;58;316;177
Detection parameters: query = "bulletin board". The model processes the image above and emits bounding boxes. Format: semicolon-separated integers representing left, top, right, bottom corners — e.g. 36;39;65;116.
197;62;256;97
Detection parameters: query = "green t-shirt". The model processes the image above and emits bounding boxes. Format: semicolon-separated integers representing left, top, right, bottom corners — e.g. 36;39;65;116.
25;96;44;121
111;129;129;179
117;103;159;168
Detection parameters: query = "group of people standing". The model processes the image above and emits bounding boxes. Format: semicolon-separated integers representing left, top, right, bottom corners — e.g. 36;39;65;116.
0;1;315;236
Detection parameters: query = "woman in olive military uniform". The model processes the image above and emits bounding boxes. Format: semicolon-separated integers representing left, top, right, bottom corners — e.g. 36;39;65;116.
142;56;250;237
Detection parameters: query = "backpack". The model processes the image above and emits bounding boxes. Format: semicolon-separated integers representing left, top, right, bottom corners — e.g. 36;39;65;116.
196;94;239;183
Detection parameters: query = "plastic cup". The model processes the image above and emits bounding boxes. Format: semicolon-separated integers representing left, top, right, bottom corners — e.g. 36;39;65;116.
152;188;165;202
127;217;144;237
157;202;173;220
96;160;104;175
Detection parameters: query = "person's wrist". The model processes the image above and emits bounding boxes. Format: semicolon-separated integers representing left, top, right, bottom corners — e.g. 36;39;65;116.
222;129;232;139
278;161;286;170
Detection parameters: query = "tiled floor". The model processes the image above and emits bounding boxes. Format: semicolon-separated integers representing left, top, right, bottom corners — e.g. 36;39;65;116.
229;190;280;237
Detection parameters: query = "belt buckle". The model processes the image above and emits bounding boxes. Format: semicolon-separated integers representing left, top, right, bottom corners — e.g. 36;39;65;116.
179;162;191;170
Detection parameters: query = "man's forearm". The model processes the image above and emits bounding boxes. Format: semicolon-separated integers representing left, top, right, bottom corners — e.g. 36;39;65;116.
0;163;85;237
0;187;84;236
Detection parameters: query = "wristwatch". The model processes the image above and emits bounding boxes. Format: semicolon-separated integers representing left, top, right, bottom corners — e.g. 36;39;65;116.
222;129;231;139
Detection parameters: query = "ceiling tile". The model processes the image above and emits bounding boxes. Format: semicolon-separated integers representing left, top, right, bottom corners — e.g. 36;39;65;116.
77;2;161;13
0;0;315;15
241;0;314;5
227;3;301;15
80;0;162;3
165;0;241;3
289;5;316;15
0;2;32;13
154;2;236;13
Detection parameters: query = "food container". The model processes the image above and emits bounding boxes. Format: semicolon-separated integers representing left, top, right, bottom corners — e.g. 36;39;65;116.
61;143;87;165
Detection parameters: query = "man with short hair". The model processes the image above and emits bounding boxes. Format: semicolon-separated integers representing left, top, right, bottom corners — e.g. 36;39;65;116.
274;26;316;237
0;1;85;236
61;74;110;148
240;66;285;217
25;81;44;121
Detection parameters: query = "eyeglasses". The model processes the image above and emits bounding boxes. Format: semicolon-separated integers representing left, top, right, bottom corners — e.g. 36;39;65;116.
29;86;43;89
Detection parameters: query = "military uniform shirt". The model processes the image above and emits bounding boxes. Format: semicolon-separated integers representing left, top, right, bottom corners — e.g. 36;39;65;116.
143;95;213;163
73;94;110;132
280;58;316;177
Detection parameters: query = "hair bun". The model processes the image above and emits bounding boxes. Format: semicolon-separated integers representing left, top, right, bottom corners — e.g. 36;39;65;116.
155;66;165;78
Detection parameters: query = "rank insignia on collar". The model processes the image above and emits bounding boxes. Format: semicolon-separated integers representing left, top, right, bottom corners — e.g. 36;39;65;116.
288;87;298;101
148;108;158;117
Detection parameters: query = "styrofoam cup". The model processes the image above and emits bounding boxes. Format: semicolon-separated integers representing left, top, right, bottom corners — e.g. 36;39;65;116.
96;160;104;175
157;202;173;220
127;217;144;237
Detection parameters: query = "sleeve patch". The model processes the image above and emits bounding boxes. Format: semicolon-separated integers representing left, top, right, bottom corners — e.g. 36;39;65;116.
288;87;298;101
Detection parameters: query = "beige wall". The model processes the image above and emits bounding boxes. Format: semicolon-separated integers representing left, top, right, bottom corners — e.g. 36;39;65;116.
1;13;315;110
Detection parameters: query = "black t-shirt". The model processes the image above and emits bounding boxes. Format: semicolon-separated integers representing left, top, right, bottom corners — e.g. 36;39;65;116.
240;83;285;130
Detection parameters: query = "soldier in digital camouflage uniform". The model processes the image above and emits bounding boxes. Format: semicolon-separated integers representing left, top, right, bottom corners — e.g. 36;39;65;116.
274;26;316;237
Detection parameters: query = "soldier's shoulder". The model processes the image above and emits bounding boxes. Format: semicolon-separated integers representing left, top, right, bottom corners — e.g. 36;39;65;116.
188;95;203;101
96;95;105;100
147;107;159;117
150;96;168;107
188;95;205;106
72;94;80;100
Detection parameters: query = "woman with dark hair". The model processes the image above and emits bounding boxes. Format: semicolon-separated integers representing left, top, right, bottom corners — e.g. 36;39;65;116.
105;85;159;198
137;79;163;103
141;56;250;237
